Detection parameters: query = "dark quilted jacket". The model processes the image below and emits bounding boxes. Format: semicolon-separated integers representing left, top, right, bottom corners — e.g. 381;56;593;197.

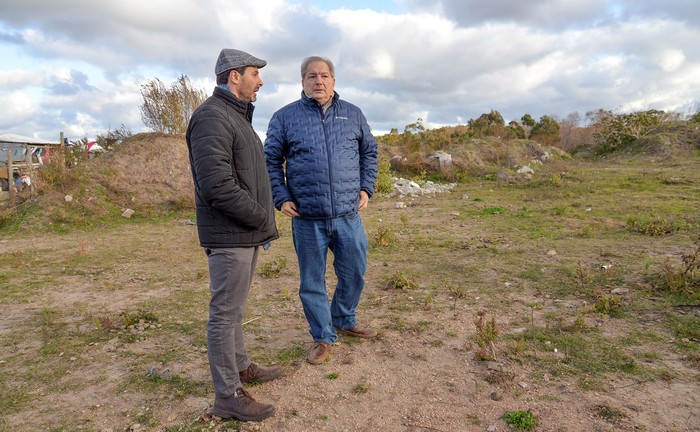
186;87;278;248
264;91;378;219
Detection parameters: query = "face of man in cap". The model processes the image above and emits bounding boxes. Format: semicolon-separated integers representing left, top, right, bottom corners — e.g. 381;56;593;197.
302;60;335;105
230;67;263;103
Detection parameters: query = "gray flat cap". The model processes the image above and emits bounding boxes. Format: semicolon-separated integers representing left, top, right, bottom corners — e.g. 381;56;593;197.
215;48;267;75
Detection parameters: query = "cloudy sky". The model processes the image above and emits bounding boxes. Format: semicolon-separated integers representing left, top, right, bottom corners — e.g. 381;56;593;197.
1;0;699;142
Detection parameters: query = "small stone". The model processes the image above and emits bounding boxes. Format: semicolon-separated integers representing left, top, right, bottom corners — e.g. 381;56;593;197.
64;195;73;202
611;288;629;294
546;250;557;256
487;424;497;432
122;208;135;218
490;391;502;401
487;362;503;372
518;381;528;388
395;202;406;209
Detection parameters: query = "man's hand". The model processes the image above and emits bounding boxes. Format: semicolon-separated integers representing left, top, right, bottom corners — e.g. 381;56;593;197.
281;201;300;217
359;190;370;211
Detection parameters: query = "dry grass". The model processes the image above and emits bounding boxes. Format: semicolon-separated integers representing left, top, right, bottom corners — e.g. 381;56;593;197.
0;135;698;431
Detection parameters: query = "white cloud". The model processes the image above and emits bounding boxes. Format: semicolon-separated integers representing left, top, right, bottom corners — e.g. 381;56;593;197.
0;91;36;128
654;49;685;72
0;0;698;139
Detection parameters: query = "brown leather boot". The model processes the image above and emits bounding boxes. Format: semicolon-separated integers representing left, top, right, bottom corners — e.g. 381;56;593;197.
239;363;282;384
336;322;378;338
212;387;275;421
307;342;332;365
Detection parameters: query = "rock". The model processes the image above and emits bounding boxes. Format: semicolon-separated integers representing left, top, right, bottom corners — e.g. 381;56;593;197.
64;194;73;202
389;155;405;170
547;249;557;256
395;202;406;209
517;165;534;174
429;150;452;168
498;171;512;181
487;362;503;372
122;208;135;218
490;391;502;401
611;288;629;294
391;177;456;197
487;424;498;432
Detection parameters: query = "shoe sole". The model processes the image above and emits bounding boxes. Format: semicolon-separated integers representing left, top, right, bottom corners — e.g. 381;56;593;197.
336;328;378;338
240;373;282;384
306;355;330;365
212;406;276;421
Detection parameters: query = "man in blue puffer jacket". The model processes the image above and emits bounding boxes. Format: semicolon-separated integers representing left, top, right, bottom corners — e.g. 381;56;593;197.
265;56;379;365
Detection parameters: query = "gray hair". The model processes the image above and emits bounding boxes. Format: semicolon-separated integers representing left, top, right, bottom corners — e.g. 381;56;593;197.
301;56;335;79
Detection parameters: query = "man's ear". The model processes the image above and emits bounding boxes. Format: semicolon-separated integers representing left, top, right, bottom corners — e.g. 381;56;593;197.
228;70;240;85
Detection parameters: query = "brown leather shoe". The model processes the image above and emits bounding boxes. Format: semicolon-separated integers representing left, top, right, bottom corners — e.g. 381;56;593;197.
239;363;282;384
336;323;378;338
307;342;332;365
212;387;275;421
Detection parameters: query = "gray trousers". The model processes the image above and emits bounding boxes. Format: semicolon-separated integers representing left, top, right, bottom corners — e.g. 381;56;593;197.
205;246;258;397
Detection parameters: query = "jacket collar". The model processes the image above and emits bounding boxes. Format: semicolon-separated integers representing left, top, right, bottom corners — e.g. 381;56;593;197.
213;86;255;122
301;90;339;110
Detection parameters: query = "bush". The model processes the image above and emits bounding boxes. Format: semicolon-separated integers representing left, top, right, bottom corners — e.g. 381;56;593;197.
375;160;394;194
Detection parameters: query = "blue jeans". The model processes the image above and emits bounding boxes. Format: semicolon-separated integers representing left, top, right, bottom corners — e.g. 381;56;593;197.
292;214;368;344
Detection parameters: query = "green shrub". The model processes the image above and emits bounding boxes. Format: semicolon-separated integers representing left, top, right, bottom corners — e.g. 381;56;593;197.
502;410;538;431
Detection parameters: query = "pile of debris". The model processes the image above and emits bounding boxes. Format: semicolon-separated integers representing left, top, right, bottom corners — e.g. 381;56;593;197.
391;177;456;197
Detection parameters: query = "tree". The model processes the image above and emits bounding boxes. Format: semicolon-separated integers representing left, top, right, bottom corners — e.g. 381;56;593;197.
141;75;207;134
530;115;560;145
507;120;526;139
559;111;582;150
404;118;425;133
592;109;668;153
691;110;700;124
96;124;132;151
467;110;506;138
520;113;536;138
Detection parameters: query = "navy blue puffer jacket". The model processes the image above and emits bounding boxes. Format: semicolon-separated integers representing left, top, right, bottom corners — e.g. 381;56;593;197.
265;91;378;219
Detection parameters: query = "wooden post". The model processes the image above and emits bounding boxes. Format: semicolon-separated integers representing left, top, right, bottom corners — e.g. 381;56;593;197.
26;144;35;195
7;148;14;202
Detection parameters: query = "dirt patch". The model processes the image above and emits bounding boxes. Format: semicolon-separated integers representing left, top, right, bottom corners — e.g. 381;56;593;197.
89;133;194;210
1;135;699;432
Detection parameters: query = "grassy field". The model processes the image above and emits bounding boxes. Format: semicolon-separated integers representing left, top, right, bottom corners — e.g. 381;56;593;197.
0;154;698;431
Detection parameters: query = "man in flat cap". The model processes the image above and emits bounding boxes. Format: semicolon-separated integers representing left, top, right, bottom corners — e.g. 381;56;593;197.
186;48;280;421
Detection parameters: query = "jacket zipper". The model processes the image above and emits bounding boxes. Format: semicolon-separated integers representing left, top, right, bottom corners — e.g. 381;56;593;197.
321;104;335;218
